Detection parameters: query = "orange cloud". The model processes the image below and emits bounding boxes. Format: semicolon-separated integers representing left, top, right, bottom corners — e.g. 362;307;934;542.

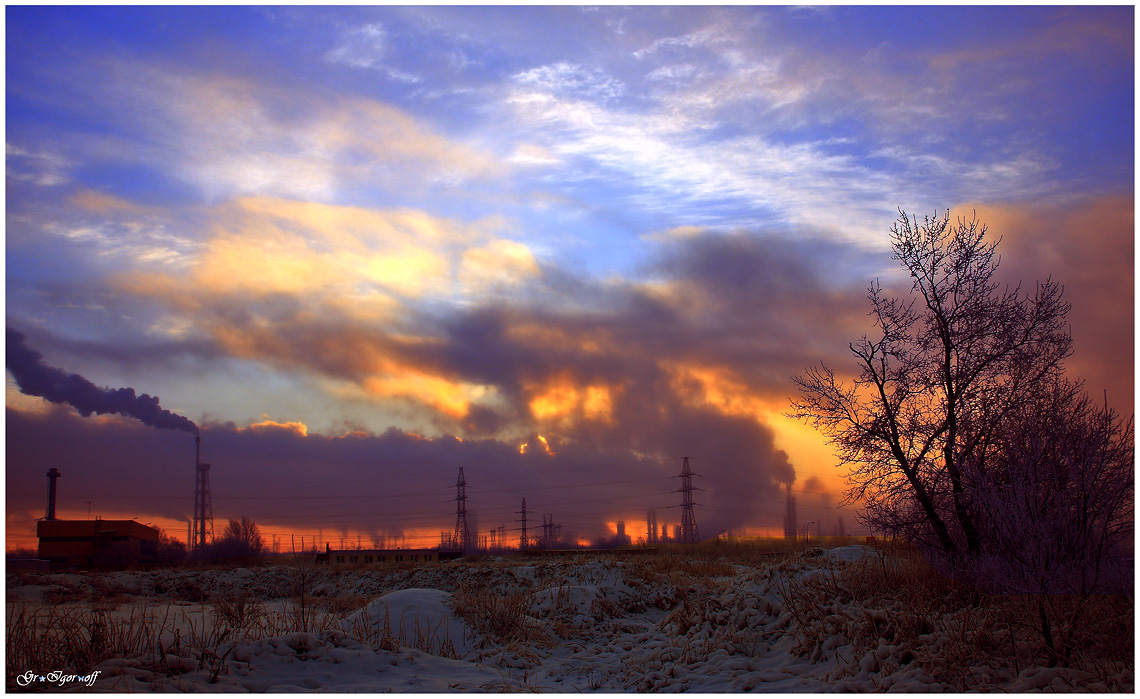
665;361;845;490
519;434;555;456
459;239;540;292
527;374;619;425
582;385;613;422
529;376;580;421
246;419;309;437
109;194;548;425
119;196;532;312
362;371;474;420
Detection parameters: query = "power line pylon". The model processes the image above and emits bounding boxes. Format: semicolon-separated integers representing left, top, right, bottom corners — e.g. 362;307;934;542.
192;435;213;557
675;456;702;544
541;514;561;549
453;467;470;553
517;498;528;550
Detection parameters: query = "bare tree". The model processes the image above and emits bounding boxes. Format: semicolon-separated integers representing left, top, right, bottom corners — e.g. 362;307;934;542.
790;210;1131;591
155;529;188;566
214;516;264;560
969;378;1133;596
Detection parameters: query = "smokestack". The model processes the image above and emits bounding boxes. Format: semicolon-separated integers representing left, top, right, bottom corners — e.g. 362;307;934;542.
784;483;797;540
45;468;60;520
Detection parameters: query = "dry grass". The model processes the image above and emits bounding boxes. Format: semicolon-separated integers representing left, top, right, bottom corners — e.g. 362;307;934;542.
769;545;1134;691
8;545;1130;692
451;587;546;646
6;592;383;691
6;602;165;680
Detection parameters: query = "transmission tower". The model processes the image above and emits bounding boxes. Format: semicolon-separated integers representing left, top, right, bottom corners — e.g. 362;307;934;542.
540;514;561;549
192;435;213;556
453;467;470;552
517;498;529;550
675;456;702;544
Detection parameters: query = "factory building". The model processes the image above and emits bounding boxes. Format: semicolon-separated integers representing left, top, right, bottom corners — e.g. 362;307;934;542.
37;518;160;569
316;544;457;566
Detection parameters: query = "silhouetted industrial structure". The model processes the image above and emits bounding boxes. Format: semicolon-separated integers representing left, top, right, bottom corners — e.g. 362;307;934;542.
317;543;458;566
38;518;160;569
518;498;529;550
453;467;470;552
36;470;159;568
45;468;60;520
614;520;631;546
192;435;214;556
540;513;562;549
646;508;657;544
676;456;701;543
784;483;797;540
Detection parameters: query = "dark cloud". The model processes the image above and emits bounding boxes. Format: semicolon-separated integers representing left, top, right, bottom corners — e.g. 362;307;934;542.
649;232;877;379
6;327;198;434
986;197;1133;416
6;406;776;546
6;229;882;545
5;320;225;371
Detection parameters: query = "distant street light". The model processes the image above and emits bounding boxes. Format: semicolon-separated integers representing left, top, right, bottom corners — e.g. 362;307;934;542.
807;521;817;543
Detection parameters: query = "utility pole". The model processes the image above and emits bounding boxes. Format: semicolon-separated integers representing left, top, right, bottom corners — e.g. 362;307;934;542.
675;456;702;544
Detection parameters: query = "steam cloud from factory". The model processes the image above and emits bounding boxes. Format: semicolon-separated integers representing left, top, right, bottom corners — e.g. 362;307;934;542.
5;328;198;435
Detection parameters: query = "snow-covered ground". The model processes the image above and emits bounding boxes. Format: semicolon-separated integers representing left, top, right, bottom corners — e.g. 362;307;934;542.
6;545;1132;692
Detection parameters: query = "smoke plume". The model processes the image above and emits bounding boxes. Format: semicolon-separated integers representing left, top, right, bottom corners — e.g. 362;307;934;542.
6;327;198;434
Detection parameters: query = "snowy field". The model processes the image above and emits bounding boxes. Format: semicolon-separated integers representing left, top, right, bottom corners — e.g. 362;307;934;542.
6;545;1133;692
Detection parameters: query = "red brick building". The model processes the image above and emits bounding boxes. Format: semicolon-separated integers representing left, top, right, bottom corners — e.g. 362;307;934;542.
37;518;159;569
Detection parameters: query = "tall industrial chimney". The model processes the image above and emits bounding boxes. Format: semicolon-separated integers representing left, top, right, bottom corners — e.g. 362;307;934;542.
784;483;798;540
45;468;60;520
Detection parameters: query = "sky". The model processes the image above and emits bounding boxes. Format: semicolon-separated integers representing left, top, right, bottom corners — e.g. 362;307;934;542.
5;6;1134;552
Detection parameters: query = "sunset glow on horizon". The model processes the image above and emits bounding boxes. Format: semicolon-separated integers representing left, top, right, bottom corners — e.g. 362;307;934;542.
6;6;1133;554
